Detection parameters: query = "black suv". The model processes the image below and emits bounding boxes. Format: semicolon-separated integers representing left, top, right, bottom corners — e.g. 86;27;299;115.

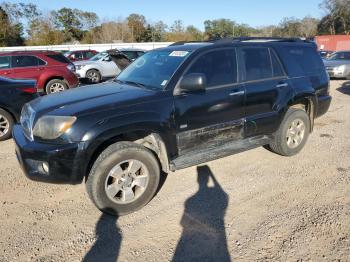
13;38;331;216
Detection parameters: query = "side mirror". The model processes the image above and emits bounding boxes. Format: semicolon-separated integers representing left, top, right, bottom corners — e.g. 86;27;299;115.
175;73;206;95
103;56;112;62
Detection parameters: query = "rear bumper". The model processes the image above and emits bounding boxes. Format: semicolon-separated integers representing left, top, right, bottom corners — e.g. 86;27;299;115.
66;72;80;89
316;95;332;118
13;124;86;184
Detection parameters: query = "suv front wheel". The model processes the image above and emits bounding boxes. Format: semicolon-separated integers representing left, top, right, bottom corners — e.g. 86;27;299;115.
269;108;310;156
86;142;160;216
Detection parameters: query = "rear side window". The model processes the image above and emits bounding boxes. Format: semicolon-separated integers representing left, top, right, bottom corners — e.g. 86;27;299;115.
284;46;323;74
242;47;272;81
11;56;45;68
46;54;71;64
186;49;237;88
0;56;10;69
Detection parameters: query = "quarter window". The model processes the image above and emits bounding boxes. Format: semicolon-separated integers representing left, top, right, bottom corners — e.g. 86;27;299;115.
186;49;237;88
242;47;272;81
0;56;10;69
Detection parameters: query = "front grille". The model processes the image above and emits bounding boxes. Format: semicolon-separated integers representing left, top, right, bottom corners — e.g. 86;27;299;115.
20;104;35;141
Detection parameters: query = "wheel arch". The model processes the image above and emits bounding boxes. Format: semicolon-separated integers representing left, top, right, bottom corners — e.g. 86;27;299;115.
287;94;316;132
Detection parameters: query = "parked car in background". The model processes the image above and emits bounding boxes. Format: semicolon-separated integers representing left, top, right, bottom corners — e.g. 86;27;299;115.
0;77;39;141
13;37;331;215
64;50;98;62
74;49;131;83
323;51;350;79
0;51;79;94
118;48;146;61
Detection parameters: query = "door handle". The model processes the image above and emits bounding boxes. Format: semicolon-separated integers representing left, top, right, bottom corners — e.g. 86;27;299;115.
229;90;245;96
276;83;288;88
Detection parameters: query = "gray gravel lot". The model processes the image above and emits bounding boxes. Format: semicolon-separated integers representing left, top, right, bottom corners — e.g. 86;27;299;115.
0;80;349;262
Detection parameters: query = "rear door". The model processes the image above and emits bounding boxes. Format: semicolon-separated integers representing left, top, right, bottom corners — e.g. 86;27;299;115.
11;55;46;82
0;56;13;77
174;48;246;155
239;46;291;137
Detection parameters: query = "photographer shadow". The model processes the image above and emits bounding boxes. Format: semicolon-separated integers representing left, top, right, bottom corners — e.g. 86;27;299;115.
173;165;231;262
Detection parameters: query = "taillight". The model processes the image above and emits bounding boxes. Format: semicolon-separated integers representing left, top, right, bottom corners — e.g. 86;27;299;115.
17;87;37;94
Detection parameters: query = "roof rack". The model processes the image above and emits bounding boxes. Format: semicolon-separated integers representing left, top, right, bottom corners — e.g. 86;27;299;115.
214;37;309;44
169;41;212;46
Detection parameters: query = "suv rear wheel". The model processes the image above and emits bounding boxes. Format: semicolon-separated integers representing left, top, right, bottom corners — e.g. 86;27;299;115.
269;108;310;156
0;109;14;141
86;142;160;216
46;79;68;94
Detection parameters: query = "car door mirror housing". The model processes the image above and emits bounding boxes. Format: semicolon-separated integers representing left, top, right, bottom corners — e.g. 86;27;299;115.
176;73;206;95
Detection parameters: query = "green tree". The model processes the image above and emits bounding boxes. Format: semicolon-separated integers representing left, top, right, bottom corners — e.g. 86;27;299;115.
0;6;24;46
127;13;146;42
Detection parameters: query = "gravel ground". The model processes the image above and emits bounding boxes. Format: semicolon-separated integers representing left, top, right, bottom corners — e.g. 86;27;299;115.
0;80;349;262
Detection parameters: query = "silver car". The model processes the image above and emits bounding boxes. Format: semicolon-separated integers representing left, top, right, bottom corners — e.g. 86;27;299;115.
74;49;146;83
323;51;350;80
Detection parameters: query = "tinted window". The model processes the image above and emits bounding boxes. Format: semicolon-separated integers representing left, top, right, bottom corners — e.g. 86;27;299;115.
242;47;272;81
122;51;138;60
85;51;95;59
186;49;237;87
46;54;71;64
0;56;10;69
284;46;322;73
271;50;285;77
12;56;42;68
137;51;145;57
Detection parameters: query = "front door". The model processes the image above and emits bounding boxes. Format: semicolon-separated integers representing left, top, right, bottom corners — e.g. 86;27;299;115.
174;48;245;155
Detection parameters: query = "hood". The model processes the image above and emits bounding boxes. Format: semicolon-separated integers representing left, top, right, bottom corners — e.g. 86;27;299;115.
74;60;99;66
323;59;350;67
29;81;158;117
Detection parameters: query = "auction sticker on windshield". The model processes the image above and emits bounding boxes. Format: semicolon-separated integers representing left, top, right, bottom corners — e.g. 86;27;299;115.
169;51;189;57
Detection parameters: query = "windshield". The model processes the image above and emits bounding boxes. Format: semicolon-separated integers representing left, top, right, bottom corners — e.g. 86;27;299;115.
116;50;191;89
90;52;108;61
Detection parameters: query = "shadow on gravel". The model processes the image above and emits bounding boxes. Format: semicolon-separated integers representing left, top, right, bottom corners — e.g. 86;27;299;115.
173;165;231;262
84;214;121;262
337;81;350;95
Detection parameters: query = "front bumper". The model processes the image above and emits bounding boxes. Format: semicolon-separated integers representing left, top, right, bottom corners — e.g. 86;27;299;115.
75;69;87;79
327;69;350;79
13;125;86;184
316;95;332;118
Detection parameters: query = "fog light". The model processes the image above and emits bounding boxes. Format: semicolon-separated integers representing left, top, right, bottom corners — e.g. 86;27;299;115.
42;162;49;173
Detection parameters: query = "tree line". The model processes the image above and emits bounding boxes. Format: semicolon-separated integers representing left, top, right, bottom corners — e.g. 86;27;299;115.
0;0;349;47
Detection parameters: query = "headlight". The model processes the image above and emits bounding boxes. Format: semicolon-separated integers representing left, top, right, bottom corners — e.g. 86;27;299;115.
33;116;77;140
75;65;85;70
334;65;346;73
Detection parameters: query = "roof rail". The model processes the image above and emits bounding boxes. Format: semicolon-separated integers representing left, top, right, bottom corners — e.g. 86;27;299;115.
215;37;308;44
169;41;212;46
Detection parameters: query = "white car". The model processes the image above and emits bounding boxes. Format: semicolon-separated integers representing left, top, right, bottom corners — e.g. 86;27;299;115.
74;49;146;83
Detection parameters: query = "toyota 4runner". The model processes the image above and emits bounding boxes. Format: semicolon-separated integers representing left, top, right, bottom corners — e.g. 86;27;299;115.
13;38;332;216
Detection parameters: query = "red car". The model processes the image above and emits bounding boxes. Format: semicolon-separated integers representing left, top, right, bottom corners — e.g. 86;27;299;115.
0;51;79;94
64;50;98;62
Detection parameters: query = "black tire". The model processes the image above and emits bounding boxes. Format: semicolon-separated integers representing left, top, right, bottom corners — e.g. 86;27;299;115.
45;79;68;94
86;142;160;216
0;109;14;141
86;69;101;83
269;108;310;156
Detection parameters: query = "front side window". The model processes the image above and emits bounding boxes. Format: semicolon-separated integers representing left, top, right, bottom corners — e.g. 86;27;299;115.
186;49;237;88
242;47;272;81
0;56;10;69
117;50;191;89
11;55;43;68
85;51;95;59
